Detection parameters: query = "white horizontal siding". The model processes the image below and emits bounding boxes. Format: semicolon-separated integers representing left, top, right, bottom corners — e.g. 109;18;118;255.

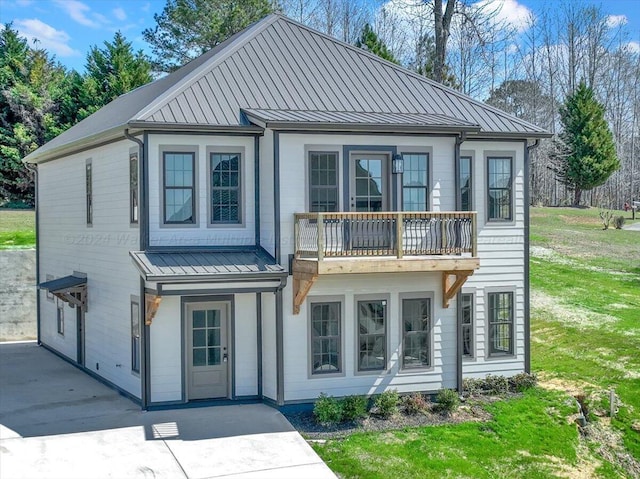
38;139;141;398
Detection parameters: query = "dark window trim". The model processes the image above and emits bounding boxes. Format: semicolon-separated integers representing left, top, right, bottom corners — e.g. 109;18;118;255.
400;151;430;212
308;150;340;213
85;159;92;226
309;299;343;376
487;291;515;357
461;292;474;358
209;150;242;225
130;153;139;225
131;298;140;374
486;155;514;222
401;296;433;370
56;302;64;336
355;296;388;373
162;151;197;225
459;155;473;212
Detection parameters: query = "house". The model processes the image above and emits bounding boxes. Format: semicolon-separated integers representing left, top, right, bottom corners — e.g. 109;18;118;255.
24;14;549;409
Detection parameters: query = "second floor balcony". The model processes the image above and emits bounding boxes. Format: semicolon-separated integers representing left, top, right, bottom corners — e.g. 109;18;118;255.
291;211;480;313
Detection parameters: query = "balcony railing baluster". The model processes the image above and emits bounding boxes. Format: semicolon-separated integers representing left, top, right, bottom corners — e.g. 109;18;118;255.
294;211;477;260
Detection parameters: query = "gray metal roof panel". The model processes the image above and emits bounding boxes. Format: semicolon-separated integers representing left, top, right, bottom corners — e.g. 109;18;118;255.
39;274;87;292
130;250;285;281
26;14;550;162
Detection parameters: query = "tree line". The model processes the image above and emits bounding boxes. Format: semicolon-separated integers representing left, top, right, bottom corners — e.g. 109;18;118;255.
1;0;636;209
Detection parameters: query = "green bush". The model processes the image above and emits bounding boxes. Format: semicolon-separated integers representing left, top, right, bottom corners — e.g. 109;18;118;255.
435;389;460;414
484;374;510;394
373;389;399;418
462;378;484;396
340;395;368;421
314;393;342;425
402;392;430;415
509;372;537;392
613;215;625;229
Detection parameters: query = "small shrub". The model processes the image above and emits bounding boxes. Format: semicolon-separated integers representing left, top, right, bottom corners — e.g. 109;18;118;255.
373;389;400;418
484;374;510;394
435;388;460;414
402;392;429;415
462;377;484;397
313;393;342;425
613;216;625;229
340;395;368;421
509;372;537;392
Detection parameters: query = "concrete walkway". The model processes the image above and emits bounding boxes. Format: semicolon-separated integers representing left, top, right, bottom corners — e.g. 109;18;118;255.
623;221;640;231
0;342;336;479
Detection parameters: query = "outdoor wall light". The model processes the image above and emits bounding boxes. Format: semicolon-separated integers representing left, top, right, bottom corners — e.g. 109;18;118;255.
392;154;404;174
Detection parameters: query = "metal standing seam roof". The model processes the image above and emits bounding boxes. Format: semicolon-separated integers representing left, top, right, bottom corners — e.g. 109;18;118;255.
129;250;286;281
25;14;550;163
241;108;482;131
39;275;87;292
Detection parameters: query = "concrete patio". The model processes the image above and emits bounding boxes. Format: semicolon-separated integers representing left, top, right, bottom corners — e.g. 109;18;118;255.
0;341;336;479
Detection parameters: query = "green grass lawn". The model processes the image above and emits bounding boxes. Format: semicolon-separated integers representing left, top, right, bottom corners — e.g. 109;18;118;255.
313;206;639;478
0;209;35;249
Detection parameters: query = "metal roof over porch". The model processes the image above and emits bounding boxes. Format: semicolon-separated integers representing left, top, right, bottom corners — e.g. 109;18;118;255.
129;249;286;283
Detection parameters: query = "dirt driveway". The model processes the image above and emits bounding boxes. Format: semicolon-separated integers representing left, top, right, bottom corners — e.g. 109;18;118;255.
0;342;335;479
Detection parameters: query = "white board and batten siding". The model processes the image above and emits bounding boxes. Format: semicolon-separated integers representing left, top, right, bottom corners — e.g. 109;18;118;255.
148;293;259;403
38;139;142;398
275;133;527;401
146;134;256;248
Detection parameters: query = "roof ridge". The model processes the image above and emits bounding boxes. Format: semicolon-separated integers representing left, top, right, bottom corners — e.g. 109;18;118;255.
243;107;477;123
276;15;546;133
132;14;281;123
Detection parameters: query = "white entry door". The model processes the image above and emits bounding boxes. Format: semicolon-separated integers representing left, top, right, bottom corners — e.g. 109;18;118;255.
186;302;229;400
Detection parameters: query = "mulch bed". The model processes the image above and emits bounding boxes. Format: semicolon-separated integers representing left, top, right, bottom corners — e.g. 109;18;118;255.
284;401;494;440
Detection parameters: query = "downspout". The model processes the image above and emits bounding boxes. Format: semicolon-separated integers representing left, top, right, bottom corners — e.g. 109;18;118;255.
275;275;287;406
524;139;540;374
25;163;40;345
124;129;150;410
454;132;466;394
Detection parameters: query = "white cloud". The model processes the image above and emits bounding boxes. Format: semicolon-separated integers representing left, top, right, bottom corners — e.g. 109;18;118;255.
625;41;640;53
141;2;151;13
16;0;34;6
14;18;80;57
473;0;533;34
54;0;100;28
113;7;127;21
606;15;628;29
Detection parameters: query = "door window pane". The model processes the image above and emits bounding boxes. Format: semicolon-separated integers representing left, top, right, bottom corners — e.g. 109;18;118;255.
192;309;224;367
354;158;384;212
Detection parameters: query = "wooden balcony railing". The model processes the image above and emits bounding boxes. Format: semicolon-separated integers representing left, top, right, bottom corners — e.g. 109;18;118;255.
294;211;477;260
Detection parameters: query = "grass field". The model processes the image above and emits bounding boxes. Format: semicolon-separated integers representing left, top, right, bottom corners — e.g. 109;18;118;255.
314;207;640;478
0;209;35;249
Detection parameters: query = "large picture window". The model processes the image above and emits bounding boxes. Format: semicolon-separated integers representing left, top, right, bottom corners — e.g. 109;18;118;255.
163;152;195;224
402;298;431;369
487;157;512;221
461;293;474;357
310;301;341;375
357;299;386;371
488;292;514;356
460;156;472;211
402;153;429;211
211;152;241;224
309;152;338;212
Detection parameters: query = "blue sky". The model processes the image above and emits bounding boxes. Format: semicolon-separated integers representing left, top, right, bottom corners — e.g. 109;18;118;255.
1;0;639;72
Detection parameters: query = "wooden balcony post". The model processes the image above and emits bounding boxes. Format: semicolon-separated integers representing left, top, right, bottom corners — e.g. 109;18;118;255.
396;212;404;259
294;215;299;259
471;212;477;257
317;213;324;261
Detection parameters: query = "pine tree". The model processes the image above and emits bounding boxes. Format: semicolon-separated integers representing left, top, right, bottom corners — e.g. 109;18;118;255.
556;82;619;206
355;24;398;64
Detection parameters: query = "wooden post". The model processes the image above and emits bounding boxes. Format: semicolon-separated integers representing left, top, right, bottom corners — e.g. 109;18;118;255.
293;216;299;258
396;212;403;259
471;213;478;257
441;217;447;253
610;388;616;417
317;213;324;261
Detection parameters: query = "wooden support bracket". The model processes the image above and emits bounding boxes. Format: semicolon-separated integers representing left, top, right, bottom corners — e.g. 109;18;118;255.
442;270;474;308
145;293;162;326
53;286;87;312
293;272;318;315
